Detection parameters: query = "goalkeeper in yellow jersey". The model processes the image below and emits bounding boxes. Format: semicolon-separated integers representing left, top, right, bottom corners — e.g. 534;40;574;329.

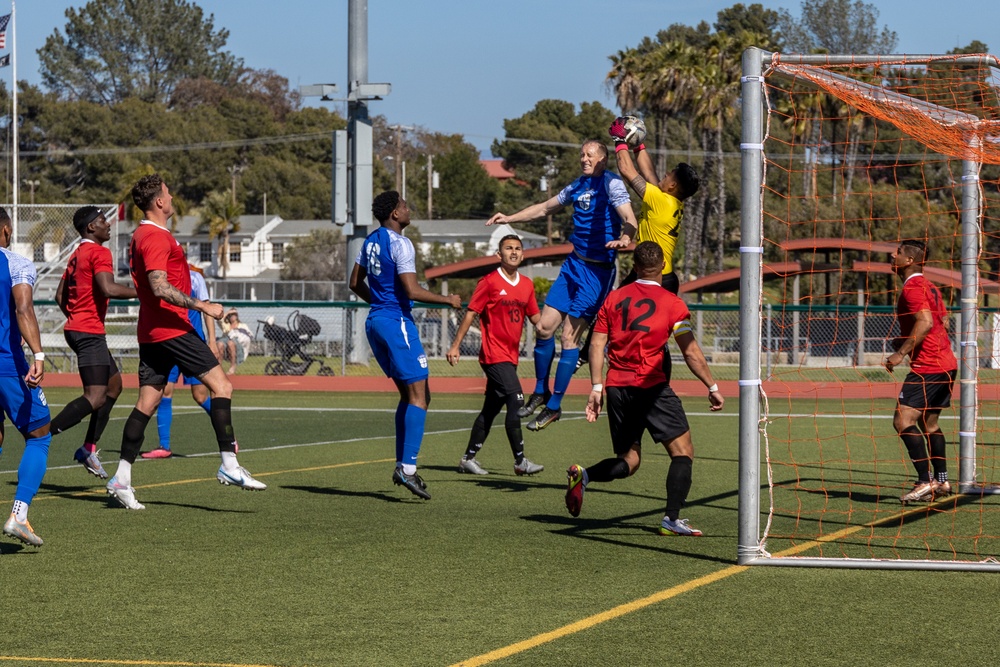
609;117;700;294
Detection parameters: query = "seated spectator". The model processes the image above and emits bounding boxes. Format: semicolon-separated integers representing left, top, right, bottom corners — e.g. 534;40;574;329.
218;309;253;374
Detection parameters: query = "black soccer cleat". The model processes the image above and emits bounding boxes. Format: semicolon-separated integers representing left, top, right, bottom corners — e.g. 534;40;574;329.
392;467;431;500
517;392;550;419
526;407;561;432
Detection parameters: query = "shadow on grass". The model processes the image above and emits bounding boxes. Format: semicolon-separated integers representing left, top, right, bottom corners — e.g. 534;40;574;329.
0;541;30;555
282;484;406;504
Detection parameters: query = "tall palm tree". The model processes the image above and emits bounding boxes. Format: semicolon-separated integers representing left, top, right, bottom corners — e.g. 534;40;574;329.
200;190;243;279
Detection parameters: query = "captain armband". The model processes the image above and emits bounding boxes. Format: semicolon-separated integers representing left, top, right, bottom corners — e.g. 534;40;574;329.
673;319;693;336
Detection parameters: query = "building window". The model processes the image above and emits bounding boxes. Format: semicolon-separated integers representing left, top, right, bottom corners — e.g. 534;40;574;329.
229;247;242;263
199;242;212;263
272;242;284;263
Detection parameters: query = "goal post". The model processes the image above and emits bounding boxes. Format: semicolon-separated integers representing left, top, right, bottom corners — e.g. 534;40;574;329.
738;48;1000;571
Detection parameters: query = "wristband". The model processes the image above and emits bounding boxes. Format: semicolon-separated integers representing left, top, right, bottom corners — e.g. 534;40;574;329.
614;143;629;153
591;384;603;393
34;352;45;361
633;143;646;153
708;383;718;393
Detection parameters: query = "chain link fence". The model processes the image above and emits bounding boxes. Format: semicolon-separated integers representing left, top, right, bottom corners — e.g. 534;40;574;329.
34;300;994;382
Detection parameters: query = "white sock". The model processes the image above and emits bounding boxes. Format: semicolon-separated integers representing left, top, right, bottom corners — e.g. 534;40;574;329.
401;464;416;475
12;500;28;522
116;461;132;486
221;451;239;471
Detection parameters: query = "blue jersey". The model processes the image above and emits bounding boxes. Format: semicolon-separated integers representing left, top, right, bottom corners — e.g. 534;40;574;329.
557;172;630;264
356;226;417;319
0;248;37;377
188;270;209;341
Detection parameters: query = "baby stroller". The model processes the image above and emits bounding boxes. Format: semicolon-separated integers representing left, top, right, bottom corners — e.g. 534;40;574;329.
258;310;335;376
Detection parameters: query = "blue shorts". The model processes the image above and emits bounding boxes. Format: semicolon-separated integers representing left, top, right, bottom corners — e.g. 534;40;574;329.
544;253;616;321
366;314;429;384
0;376;51;433
167;365;202;386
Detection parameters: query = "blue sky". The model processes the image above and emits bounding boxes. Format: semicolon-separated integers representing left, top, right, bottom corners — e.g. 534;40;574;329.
11;1;1000;155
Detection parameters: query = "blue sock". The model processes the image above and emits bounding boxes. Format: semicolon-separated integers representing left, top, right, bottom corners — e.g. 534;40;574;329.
548;348;579;411
401;404;427;467
394;402;407;464
14;433;51;504
533;336;556;395
157;397;173;450
199;397;212;413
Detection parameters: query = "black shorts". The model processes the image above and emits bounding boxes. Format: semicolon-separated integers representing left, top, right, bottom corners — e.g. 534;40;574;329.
606;383;690;454
898;370;956;411
138;331;219;387
65;331;119;371
482;362;523;402
619;269;679;295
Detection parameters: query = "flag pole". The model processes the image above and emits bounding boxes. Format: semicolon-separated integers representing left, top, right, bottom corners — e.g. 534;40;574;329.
10;0;16;247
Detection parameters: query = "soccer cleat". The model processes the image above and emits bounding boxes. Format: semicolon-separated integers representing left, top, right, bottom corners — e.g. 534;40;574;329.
514;458;544;476
106;477;146;510
517;392;550;419
458;457;489;475
565;464;586;517
141;447;173;459
659;516;703;536
74;446;109;479
392;467;431;500
217;465;267;491
900;481;935;505
3;514;43;547
932;480;952;498
526;407;561;432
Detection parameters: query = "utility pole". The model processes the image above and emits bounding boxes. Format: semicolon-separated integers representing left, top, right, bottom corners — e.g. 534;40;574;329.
227;164;246;206
387;124;415;194
426;154;433;220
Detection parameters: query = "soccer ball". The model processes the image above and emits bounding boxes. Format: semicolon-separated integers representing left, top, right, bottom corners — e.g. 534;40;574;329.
621;115;647;147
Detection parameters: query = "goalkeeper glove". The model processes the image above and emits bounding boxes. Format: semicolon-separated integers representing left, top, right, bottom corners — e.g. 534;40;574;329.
609;117;628;141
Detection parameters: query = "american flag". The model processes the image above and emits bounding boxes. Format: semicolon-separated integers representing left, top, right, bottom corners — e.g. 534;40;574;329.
0;14;9;50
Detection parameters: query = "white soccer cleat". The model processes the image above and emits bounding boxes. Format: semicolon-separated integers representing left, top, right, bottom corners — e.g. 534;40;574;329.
217;465;267;491
106;477;146;510
458;457;489;475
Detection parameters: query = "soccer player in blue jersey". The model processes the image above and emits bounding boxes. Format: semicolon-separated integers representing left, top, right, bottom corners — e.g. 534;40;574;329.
350;191;461;499
143;264;215;459
487;140;638;430
0;209;53;547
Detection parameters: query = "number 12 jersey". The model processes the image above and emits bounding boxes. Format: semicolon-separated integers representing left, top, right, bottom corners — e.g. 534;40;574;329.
592;280;692;388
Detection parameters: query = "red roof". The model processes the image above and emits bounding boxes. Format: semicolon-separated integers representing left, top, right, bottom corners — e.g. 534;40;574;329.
479;159;516;179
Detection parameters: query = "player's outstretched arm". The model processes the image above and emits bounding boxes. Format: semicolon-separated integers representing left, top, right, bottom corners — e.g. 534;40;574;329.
633;144;660;185
349;263;371;304
675;331;723;411
613;144;647;199
447;309;477;366
399;272;462;309
148;270;222;320
13;284;44;387
487;196;563;226
95;271;137;300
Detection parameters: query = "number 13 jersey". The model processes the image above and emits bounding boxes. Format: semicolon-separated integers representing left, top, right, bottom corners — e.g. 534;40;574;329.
593;279;691;388
467;268;539;365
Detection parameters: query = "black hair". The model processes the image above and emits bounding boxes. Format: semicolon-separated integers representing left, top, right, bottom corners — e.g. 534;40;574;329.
73;205;103;236
498;234;522;249
633;241;664;271
372;191;401;223
132;174;165;212
0;206;9;227
674;163;700;200
900;239;928;262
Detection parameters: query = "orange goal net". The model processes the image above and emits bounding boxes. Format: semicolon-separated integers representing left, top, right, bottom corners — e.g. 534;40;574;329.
738;50;1000;570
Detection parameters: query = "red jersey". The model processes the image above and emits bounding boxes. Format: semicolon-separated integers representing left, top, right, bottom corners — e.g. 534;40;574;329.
62;240;114;334
130;221;194;343
593;280;691;388
897;273;957;374
467;268;539;365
